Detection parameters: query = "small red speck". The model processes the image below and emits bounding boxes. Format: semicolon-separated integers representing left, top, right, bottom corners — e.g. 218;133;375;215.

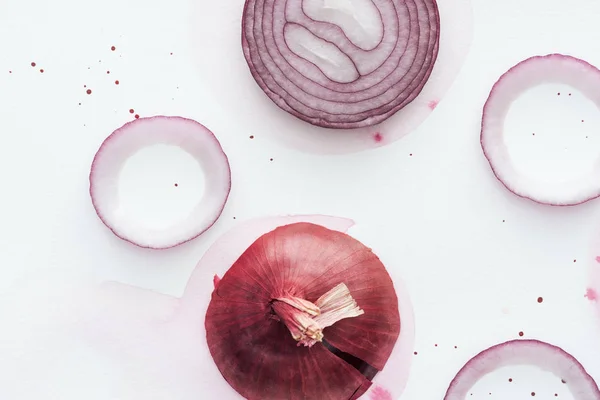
170;52;173;56
428;100;439;110
595;256;600;263
454;345;457;349
569;93;572;96
249;135;255;139
114;80;119;85
502;219;506;223
508;378;513;382
531;392;536;397
537;297;543;303
39;69;44;73
31;62;36;67
134;114;140;119
555;394;558;397
518;331;524;337
8;70;12;74
373;132;383;143
269;158;274;161
111;46;116;51
582;120;585;123
557;92;561;96
86;89;92;95
532;132;535;136
174;183;178;187
409;153;413;157
84;84;87;88
574;259;577;263
585;288;598;301
129;109;134;114
434;344;438;347
413;351;417;355
233;216;236;219
107;70;110;74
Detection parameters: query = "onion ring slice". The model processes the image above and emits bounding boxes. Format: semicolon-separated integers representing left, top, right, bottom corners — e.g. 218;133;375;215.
481;54;600;206
89;116;231;249
444;339;600;399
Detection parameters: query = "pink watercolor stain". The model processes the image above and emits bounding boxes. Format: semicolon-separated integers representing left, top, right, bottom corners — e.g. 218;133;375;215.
370;386;393;400
373;132;383;143
595;256;600;263
585;288;598;301
428;100;439;110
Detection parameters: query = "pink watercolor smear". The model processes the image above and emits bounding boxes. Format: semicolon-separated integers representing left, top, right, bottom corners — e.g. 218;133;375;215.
428;100;439;110
370;386;393;400
585;288;598;301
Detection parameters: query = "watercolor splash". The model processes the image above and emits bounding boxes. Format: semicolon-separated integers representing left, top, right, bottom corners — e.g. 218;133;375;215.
595;256;600;263
373;132;383;143
370;386;393;400
585;288;598;301
428;100;439;110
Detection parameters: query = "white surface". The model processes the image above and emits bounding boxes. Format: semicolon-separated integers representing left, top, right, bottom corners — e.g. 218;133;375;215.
1;0;600;399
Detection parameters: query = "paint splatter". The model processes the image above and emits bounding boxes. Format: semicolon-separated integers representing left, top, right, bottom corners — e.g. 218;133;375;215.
428;100;439;110
129;109;135;114
134;114;140;119
595;256;600;263
86;89;92;95
111;46;116;51
585;288;597;301
373;132;383;143
30;62;36;67
537;297;543;303
114;80;120;85
370;386;393;400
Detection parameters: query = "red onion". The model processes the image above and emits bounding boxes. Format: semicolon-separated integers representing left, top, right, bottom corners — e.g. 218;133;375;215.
204;221;401;399
241;0;440;129
89;116;231;249
192;0;472;153
481;54;600;206
444;339;600;399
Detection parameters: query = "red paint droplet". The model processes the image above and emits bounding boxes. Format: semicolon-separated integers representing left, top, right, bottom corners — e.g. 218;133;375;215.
518;331;524;337
8;70;12;73
555;394;558;397
454;345;457;349
373;132;383;142
111;46;116;51
370;386;393;400
39;69;44;73
409;153;413;157
413;351;417;355
134;114;140;119
574;259;577;263
107;70;110;74
531;392;536;397
129;109;134;114
434;344;438;347
170;52;173;56
561;379;567;384
270;158;274;161
508;378;513;382
249;135;255;139
532;132;535;136
569;93;572;96
537;297;543;303
31;62;36;67
585;288;598;301
582;120;585;123
86;89;92;95
174;183;178;187
428;99;439;110
114;80;119;85
557;92;561;96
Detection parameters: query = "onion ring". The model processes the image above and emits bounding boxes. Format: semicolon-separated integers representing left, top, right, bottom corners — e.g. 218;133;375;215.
481;54;600;206
89;116;231;249
444;339;600;399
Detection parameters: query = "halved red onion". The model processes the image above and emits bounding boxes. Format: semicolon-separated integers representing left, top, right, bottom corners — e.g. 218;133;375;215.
242;0;440;129
444;339;600;399
89;116;231;249
481;54;600;206
192;0;472;153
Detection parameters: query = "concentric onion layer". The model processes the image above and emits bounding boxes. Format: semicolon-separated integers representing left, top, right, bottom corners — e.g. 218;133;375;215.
205;222;400;400
444;339;600;400
481;54;600;206
242;0;441;129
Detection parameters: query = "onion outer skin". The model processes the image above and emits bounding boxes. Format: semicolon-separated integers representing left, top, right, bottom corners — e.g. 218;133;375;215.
443;339;600;400
481;54;600;206
89;116;231;249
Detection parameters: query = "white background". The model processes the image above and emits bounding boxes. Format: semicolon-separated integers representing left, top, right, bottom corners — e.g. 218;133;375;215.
2;0;600;399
